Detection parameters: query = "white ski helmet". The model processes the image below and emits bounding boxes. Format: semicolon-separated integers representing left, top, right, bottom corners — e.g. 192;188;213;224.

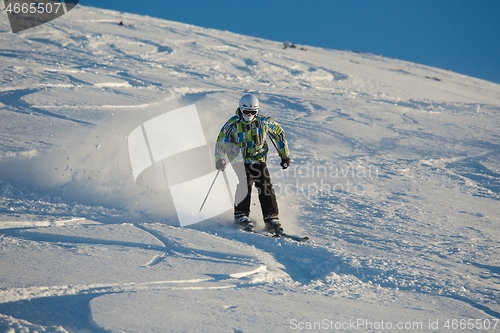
239;94;259;121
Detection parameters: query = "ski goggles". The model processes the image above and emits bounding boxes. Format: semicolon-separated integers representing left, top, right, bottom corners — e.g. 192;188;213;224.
242;109;258;115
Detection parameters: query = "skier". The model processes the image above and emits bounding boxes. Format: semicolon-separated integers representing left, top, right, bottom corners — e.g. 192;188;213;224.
215;94;290;234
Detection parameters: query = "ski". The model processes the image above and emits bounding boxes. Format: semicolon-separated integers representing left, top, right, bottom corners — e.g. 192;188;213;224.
246;229;309;242
280;233;310;242
235;220;309;242
253;230;280;238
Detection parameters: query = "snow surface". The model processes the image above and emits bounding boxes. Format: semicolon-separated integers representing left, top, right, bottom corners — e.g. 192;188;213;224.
0;4;499;333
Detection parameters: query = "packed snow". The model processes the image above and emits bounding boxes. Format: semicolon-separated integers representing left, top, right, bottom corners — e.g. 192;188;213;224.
0;4;499;332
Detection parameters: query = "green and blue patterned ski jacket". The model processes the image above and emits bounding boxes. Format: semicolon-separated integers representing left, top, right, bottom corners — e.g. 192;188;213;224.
215;108;289;164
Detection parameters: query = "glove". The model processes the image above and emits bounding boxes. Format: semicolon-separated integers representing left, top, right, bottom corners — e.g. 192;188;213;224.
216;159;226;171
280;156;290;170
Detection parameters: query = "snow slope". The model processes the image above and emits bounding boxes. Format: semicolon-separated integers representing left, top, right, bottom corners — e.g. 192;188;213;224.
0;4;499;332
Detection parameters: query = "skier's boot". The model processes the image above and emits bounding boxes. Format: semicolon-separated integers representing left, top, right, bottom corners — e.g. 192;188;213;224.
265;218;284;235
236;215;255;232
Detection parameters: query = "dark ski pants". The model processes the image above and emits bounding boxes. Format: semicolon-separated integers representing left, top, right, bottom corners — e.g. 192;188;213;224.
234;162;279;222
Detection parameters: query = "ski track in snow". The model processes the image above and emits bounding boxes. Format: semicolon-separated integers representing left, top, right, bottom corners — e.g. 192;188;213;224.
0;4;499;332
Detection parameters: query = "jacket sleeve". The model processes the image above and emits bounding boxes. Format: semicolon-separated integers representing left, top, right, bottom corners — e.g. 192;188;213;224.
267;117;289;158
215;120;234;162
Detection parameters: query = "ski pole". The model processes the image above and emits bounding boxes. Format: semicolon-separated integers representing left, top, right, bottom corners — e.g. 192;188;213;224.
199;170;220;212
